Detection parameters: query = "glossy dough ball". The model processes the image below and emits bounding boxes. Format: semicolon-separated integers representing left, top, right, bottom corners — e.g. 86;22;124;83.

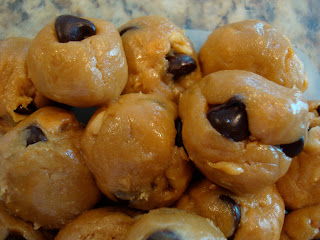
81;93;193;210
280;204;320;240
27;15;128;107
179;70;309;193
277;100;320;210
0;107;100;229
55;207;135;240
199;19;307;92
119;16;201;102
175;178;285;240
126;208;226;240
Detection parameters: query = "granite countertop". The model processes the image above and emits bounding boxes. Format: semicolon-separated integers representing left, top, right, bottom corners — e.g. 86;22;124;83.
0;0;319;73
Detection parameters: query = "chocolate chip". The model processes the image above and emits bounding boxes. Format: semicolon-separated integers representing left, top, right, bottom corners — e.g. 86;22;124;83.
146;230;181;240
219;195;241;240
14;102;37;115
166;53;197;80
279;136;304;158
26;125;47;147
119;26;138;36
175;118;183;147
317;105;320;115
5;232;26;240
55;15;96;43
207;97;250;142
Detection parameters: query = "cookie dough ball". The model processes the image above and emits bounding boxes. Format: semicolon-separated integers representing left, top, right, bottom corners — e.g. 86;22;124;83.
126;208;226;240
175;178;285;240
276;101;320;210
281;204;320;240
199;19;307;92
0;37;49;123
81;93;193;210
55;207;135;240
179;70;309;194
0;201;48;240
28;15;128;107
119;16;201;103
0;107;100;229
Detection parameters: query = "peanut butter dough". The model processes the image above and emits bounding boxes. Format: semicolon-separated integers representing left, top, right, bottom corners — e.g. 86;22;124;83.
28;15;128;107
119;16;201;103
199;19;307;92
0;107;100;229
81;93;193;210
179;70;309;193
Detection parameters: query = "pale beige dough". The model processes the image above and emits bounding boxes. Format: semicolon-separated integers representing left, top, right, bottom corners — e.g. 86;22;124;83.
119;16;201;103
126;208;226;240
81;93;193;210
179;70;309;194
28;17;128;107
175;178;285;240
199;19;307;92
0;107;100;229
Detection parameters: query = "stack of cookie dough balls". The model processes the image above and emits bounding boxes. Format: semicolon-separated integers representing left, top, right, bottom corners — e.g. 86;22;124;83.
0;13;317;239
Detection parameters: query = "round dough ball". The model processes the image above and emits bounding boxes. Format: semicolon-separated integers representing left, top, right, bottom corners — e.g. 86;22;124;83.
276;100;320;210
0;37;49;123
0;201;48;240
28;15;128;107
81;93;193;210
119;16;201;103
175;178;285;240
126;208;226;240
281;204;320;240
0;107;101;229
199;19;307;92
179;70;309;193
55;207;135;240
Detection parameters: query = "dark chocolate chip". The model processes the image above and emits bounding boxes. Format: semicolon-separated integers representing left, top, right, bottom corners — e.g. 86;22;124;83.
146;230;181;240
5;232;26;240
55;15;96;43
26;125;47;147
119;26;138;36
14;102;37;115
219;195;241;240
279;136;304;158
175;118;183;147
166;53;197;80
207;97;250;142
317;105;320;115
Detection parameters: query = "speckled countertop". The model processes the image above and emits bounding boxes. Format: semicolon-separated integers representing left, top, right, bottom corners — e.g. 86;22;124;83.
0;0;319;73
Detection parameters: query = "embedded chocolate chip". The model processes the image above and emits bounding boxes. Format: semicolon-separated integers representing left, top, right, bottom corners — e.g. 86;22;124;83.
26;125;47;147
279;136;304;158
55;15;96;43
14;102;37;115
207;97;250;141
166;53;197;80
317;105;320;115
175;118;183;147
5;232;26;240
119;26;138;36
146;230;181;240
219;195;241;240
